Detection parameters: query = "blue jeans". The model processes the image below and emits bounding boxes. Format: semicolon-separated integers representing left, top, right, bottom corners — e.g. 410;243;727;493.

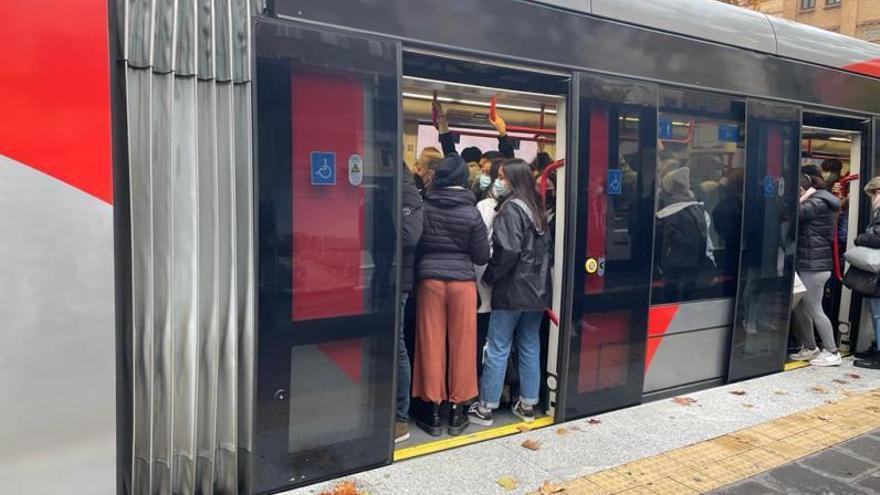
479;310;542;409
396;292;411;421
867;298;880;352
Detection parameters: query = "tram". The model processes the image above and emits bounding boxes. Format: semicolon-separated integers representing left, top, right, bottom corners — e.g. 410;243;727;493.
3;0;880;494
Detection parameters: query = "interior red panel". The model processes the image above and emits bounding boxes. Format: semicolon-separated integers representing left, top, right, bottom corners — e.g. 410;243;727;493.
316;339;363;383
577;311;630;393
290;73;365;321
586;105;609;295
0;1;112;204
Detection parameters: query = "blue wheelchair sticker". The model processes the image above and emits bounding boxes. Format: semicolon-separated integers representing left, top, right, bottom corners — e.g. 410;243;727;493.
311;151;336;186
718;125;739;143
658;117;673;140
607;169;622;196
763;176;775;198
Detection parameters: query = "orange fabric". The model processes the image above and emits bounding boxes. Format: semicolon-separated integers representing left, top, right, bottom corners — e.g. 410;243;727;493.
412;279;478;403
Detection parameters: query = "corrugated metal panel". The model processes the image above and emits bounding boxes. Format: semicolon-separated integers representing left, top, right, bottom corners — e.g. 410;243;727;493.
153;0;176;73
177;0;198;76
120;1;254;493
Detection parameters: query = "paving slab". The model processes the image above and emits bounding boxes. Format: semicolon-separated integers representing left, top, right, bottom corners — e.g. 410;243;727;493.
283;361;880;495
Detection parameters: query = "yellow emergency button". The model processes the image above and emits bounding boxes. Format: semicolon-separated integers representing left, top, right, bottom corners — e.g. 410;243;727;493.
585;257;598;274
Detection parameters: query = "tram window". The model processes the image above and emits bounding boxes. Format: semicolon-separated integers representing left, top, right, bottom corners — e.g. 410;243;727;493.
651;89;745;305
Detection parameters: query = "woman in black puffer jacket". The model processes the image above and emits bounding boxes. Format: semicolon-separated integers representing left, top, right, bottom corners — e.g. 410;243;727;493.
412;154;490;437
791;173;841;367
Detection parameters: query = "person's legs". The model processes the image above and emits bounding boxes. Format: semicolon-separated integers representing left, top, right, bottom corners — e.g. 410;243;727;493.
396;292;411;422
514;310;543;408
412;280;447;403
800;271;837;354
869;298;880;352
791;299;818;350
446;280;478;404
478;310;520;409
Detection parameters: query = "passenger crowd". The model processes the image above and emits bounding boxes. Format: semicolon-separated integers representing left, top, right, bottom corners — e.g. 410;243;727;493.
795;160;880;371
395;102;555;442
394;106;880;444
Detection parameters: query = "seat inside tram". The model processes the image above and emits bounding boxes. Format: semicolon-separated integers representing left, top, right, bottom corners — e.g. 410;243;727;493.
396;55;567;453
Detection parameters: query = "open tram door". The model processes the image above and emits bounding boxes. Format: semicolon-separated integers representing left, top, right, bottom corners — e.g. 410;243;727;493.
727;101;802;382
556;73;659;419
252;20;402;493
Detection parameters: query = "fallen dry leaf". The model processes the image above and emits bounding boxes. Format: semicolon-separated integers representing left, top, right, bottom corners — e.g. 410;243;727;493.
846;373;862;379
673;396;698;406
832;379;850;385
568;425;583;432
556;427;571;436
587;418;602;425
538;480;565;494
742;403;755;409
516;425;532;433
496;476;519;490
521;439;542;451
774;390;788;396
730;390;747;396
319;481;360;495
810;386;828;395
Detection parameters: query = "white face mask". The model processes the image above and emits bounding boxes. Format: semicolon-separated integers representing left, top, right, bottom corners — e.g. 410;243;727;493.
479;174;492;190
493;178;509;197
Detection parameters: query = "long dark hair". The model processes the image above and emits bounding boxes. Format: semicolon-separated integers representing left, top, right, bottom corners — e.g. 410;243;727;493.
502;159;548;231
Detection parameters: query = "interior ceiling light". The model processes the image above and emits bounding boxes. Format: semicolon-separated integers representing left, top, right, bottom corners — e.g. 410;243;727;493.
401;92;557;114
828;136;852;142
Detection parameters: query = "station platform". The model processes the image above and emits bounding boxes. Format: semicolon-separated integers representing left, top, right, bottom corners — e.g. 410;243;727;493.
285;361;880;495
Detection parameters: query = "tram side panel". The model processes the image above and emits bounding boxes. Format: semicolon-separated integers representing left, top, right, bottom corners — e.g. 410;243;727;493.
0;1;116;494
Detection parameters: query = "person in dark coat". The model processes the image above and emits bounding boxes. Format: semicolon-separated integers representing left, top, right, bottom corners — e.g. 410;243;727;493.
853;176;880;369
394;161;424;443
654;166;708;301
411;153;490;437
791;173;842;366
468;159;551;427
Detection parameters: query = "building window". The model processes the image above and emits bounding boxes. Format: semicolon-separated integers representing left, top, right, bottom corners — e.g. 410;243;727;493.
826;0;840;6
801;0;816;9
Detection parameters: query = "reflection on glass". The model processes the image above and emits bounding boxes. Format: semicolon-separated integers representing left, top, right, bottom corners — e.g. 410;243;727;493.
652;91;746;304
729;102;800;382
254;22;399;493
565;75;657;419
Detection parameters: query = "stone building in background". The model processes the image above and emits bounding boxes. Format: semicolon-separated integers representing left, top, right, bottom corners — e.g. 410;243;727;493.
723;0;880;43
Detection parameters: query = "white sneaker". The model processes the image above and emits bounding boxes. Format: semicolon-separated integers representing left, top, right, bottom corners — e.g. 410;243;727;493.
789;347;820;361
810;350;842;367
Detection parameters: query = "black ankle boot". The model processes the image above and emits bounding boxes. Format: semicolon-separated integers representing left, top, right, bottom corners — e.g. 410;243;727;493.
414;399;442;436
448;402;470;436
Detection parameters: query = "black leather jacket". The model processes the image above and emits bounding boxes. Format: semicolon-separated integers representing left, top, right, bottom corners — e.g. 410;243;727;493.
855;208;880;249
796;189;840;272
483;199;551;311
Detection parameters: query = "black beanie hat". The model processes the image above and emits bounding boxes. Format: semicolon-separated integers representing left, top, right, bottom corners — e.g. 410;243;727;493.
433;154;470;188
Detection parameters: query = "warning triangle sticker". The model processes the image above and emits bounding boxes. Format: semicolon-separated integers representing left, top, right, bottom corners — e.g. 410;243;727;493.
351;164;360;173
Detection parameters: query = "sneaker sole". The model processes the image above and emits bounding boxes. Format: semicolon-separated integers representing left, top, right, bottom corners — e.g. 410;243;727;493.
394;432;410;444
512;410;535;423
467;415;493;427
810;361;842;367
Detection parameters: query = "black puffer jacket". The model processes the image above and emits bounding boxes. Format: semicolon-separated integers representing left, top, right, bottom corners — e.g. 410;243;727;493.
417;187;490;281
401;169;424;292
484;199;551;311
855;208;880;249
797;189;840;272
655;194;708;271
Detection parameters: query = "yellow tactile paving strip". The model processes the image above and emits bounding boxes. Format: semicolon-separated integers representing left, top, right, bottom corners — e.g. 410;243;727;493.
530;388;880;495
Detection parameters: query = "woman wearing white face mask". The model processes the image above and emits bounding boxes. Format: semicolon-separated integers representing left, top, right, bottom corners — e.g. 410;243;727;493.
474;157;507;373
